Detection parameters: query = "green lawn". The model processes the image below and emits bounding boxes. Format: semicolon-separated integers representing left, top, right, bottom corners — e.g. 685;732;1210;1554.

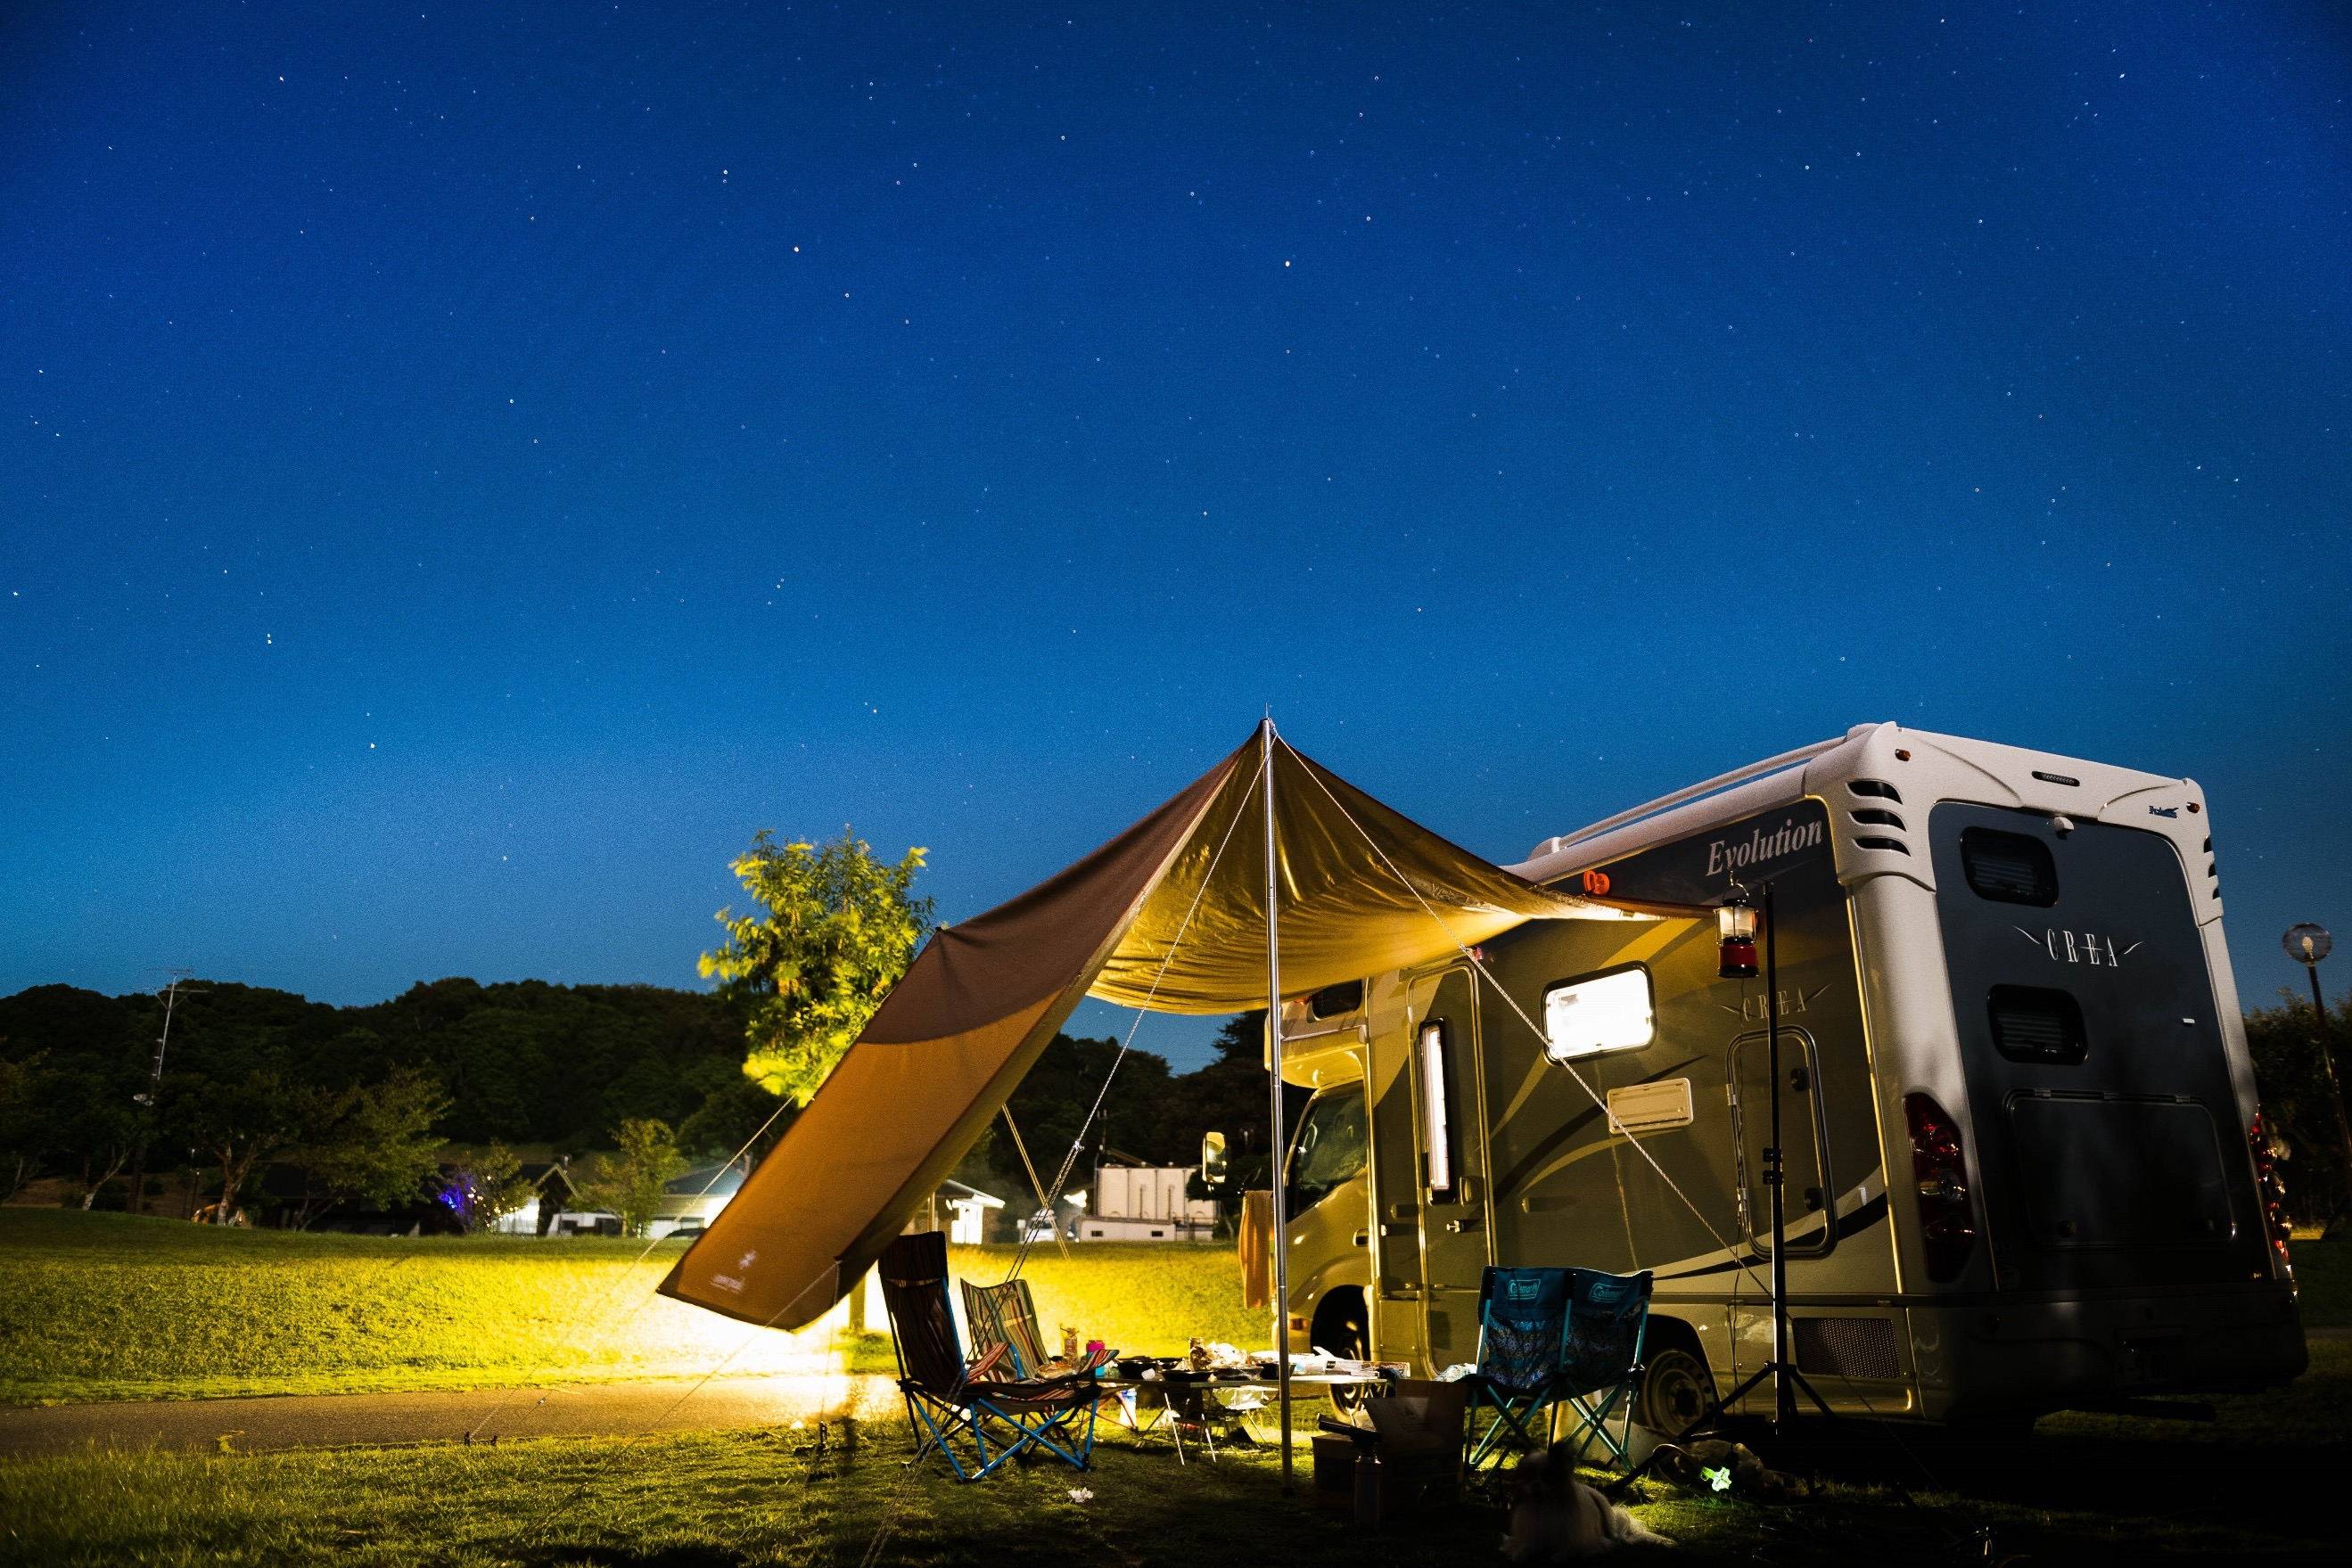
0;1211;1259;1405
4;1342;2347;1567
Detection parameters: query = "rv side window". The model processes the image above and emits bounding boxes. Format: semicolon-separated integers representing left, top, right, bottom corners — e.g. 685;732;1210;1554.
1419;1021;1454;1197
1542;967;1656;1062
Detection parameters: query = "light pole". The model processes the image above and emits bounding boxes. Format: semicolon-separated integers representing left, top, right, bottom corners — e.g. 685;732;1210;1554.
2283;924;2352;1227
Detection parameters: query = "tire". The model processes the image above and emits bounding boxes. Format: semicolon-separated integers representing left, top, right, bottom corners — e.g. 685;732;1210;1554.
1633;1336;1717;1439
1314;1292;1372;1413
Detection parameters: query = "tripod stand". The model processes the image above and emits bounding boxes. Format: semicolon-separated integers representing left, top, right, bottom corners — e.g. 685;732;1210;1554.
1612;875;1836;1488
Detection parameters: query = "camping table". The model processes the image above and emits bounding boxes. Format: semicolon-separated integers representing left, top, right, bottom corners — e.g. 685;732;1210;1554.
1098;1368;1398;1464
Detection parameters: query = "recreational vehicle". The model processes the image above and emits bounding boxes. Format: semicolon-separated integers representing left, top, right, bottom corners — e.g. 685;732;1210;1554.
1270;723;2306;1433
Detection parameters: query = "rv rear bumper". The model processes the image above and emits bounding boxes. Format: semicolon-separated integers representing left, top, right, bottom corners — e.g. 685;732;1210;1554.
1905;1283;2306;1422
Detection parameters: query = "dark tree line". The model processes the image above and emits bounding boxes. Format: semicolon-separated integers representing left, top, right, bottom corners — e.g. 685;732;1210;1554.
2246;989;2352;1229
0;981;1290;1222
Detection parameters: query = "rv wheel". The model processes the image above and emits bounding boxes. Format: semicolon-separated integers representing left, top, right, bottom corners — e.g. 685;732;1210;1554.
1634;1339;1717;1436
1312;1290;1371;1413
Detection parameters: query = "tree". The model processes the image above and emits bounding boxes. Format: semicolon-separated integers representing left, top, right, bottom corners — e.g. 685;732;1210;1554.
2247;989;2352;1228
575;1117;686;1236
0;1054;40;1202
47;1063;147;1210
440;1142;537;1233
301;1068;452;1226
700;829;933;1105
171;1068;332;1224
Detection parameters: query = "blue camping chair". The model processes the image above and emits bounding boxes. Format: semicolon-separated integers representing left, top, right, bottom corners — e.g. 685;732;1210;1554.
1463;1266;1653;1471
877;1231;1101;1482
1556;1268;1653;1468
1464;1266;1572;1470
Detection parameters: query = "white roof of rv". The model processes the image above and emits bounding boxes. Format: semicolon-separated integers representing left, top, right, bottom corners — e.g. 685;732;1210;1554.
1509;722;2196;887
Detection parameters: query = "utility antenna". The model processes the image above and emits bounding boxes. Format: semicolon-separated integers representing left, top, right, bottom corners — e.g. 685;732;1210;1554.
127;968;207;1216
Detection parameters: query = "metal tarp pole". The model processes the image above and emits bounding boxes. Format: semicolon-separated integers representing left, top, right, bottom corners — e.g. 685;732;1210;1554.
1262;715;1293;1488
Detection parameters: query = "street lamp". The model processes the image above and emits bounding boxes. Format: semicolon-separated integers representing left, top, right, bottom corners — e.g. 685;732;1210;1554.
2283;924;2352;1227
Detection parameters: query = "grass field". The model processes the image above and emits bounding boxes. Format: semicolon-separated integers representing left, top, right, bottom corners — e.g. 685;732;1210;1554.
0;1211;1260;1405
2;1341;2346;1567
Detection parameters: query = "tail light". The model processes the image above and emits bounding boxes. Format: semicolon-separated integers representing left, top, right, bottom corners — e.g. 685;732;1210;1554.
1904;1092;1978;1284
2249;1112;2292;1275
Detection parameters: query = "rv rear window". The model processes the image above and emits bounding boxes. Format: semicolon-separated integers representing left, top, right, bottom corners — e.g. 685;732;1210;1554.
1309;980;1364;1019
1542;967;1656;1062
1987;985;2088;1066
1961;827;2059;907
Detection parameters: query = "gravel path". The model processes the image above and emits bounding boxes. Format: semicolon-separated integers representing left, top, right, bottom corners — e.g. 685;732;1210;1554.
0;1372;902;1457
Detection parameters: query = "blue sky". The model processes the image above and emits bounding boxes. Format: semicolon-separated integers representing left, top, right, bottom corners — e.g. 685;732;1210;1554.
3;3;2346;1067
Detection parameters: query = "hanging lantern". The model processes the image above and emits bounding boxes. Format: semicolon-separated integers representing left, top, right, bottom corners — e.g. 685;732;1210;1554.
1717;892;1759;980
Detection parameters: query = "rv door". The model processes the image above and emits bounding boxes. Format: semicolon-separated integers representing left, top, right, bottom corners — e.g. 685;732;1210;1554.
1730;1026;1834;1256
1414;968;1492;1367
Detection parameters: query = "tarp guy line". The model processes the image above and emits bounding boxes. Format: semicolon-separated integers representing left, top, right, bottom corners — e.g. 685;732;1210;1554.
1278;735;1776;1303
1003;751;1266;1286
460;1096;801;1444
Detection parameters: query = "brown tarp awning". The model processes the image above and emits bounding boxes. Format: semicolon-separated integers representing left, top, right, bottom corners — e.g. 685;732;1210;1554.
660;730;1646;1331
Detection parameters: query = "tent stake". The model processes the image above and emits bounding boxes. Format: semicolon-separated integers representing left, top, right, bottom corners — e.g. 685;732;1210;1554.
1262;715;1293;1490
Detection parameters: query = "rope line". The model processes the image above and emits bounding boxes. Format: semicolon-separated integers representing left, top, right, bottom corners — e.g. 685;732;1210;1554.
1000;1104;1071;1262
1277;735;1777;1301
461;1093;801;1441
1004;750;1265;1284
1280;737;1962;1498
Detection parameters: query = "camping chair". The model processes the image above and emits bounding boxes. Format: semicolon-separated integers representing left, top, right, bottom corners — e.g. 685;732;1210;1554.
1554;1268;1653;1469
960;1277;1054;1379
1463;1266;1573;1471
876;1231;1100;1481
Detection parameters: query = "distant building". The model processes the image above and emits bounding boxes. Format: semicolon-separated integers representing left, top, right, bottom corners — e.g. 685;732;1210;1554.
490;1160;610;1236
1077;1159;1216;1243
646;1161;747;1240
937;1178;1007;1244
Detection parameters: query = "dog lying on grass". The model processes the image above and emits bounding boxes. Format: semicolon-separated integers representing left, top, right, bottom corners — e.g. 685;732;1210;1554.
1500;1441;1668;1558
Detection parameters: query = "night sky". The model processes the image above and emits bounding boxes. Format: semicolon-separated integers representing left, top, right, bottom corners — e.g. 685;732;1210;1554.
4;4;2346;1067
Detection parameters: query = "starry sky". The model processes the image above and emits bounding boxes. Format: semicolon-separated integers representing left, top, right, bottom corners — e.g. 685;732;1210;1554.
4;3;2347;1067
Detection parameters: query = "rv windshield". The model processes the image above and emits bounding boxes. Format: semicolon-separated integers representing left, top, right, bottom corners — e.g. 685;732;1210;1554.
1285;1085;1368;1215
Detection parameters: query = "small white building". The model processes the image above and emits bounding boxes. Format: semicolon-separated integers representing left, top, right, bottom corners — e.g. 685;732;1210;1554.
647;1162;747;1240
938;1178;1007;1244
1077;1162;1217;1243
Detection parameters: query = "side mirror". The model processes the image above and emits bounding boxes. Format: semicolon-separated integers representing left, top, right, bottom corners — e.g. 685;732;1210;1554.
1201;1130;1229;1187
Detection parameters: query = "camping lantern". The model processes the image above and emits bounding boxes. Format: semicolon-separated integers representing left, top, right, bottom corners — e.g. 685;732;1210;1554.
1717;892;1759;980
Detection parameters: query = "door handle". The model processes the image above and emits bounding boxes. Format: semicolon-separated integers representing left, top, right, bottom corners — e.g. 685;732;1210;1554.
1353;1230;1369;1247
1443;1217;1480;1234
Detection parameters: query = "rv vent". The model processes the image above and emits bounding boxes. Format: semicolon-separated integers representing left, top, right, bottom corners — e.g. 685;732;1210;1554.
1853;836;1910;855
1848;779;1902;802
1988;985;2088;1066
1960;827;2059;907
1794;1318;1900;1381
2031;769;2080;787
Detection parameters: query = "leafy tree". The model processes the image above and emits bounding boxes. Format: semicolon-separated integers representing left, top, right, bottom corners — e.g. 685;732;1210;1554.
301;1068;452;1225
2247;989;2352;1228
0;1054;41;1202
441;1142;537;1232
575;1117;686;1236
47;1063;147;1210
700;829;933;1105
171;1068;333;1223
675;1063;794;1162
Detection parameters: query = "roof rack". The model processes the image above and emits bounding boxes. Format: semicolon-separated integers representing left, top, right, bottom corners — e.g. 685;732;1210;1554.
1534;725;1878;857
